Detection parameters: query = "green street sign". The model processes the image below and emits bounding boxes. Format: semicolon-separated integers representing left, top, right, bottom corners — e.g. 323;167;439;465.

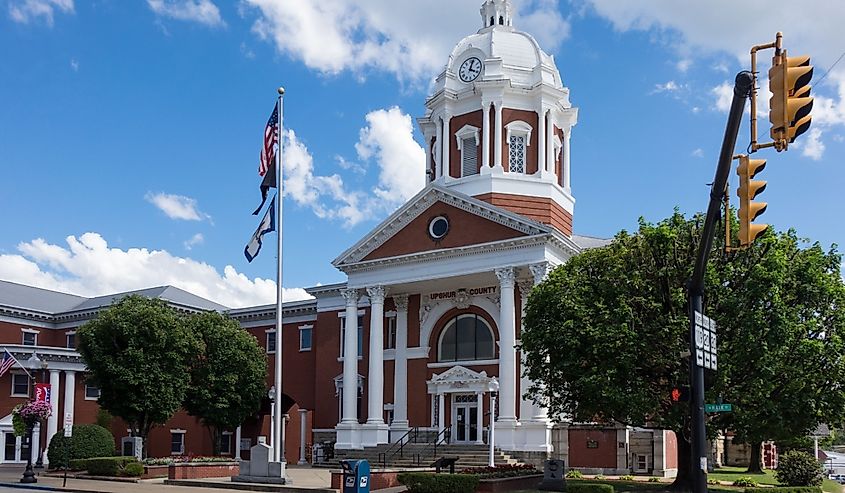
705;403;733;413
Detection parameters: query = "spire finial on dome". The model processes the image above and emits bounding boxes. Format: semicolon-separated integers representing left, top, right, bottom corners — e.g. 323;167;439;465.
480;0;513;29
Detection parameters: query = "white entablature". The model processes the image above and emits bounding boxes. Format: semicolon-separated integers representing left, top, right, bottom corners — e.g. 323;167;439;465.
427;365;497;395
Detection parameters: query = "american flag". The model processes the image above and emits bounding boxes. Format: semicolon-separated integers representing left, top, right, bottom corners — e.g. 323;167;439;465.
259;105;279;177
0;349;18;378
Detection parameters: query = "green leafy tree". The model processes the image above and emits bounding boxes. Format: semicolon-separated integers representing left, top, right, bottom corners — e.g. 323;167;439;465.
77;295;200;453
184;311;267;455
521;211;845;491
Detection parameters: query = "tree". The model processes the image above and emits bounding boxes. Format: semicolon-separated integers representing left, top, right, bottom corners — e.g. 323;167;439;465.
520;211;845;490
77;295;200;453
184;311;267;455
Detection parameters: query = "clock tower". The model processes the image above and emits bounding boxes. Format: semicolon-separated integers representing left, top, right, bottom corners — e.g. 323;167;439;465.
418;0;577;236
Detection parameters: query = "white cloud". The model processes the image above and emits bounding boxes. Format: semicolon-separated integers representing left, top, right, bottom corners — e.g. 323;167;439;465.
691;148;704;158
8;0;73;26
799;128;825;160
70;58;79;71
283;107;425;228
147;0;225;27
243;0;570;82
0;233;312;308
652;80;682;94
355;107;426;206
183;233;204;250
711;82;733;113
677;59;692;73
145;192;211;222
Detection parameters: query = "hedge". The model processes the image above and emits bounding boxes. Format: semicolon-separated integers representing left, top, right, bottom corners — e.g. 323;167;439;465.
745;488;822;493
86;457;139;476
568;482;615;493
397;472;479;493
47;424;115;469
123;462;144;477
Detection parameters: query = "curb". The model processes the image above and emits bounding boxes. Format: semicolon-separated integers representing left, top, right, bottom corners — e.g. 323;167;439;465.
0;482;102;493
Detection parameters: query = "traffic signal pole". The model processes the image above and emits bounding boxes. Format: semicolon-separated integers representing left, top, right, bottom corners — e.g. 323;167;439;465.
688;71;754;493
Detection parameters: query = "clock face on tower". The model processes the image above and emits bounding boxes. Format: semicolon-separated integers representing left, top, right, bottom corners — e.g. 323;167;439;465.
458;57;483;83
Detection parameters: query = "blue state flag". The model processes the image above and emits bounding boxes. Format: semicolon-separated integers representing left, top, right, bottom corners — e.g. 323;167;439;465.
244;196;276;263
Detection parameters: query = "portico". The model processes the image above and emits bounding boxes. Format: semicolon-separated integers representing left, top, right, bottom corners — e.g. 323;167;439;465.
427;366;498;445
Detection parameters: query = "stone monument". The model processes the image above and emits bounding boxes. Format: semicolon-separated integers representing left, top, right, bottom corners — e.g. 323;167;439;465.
231;442;287;484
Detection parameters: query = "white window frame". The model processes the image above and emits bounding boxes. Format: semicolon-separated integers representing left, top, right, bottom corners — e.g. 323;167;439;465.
11;373;29;397
21;329;38;347
299;325;313;352
455;124;480;177
84;384;100;401
220;431;233;455
265;329;276;354
339;310;365;359
385;314;397;350
170;429;186;455
66;331;76;349
634;453;650;472
505;120;532;174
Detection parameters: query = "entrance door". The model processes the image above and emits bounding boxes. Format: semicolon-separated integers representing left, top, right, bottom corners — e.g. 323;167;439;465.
453;396;479;443
4;433;17;462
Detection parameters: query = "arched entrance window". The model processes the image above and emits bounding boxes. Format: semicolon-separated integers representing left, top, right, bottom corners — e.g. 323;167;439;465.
438;313;495;362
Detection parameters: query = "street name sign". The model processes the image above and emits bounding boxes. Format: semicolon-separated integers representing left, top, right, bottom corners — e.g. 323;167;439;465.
705;403;732;413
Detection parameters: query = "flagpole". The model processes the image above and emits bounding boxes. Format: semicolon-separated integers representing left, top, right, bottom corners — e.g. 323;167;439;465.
274;87;286;469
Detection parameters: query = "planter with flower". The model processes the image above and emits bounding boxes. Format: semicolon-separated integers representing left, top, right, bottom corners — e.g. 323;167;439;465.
12;400;52;436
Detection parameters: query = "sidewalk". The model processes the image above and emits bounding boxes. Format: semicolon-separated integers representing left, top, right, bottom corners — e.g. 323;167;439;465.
0;465;337;493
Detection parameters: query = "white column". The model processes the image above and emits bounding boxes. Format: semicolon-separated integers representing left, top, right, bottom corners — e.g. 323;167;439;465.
563;128;572;191
298;409;308;464
442;112;452;179
424;132;433;182
546;111;554;173
475;392;484;445
437;393;445;433
341;289;359;424
518;279;534;422
537;108;546;175
235;426;242;460
45;370;60;457
482;102;491;168
392;295;410;434
435;119;443;179
63;370;76;427
494;103;503;169
494;268;517;423
31;424;40;464
366;286;387;425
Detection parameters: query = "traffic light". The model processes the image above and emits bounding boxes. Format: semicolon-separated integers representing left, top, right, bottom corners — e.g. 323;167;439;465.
736;155;768;246
769;52;813;150
671;386;690;403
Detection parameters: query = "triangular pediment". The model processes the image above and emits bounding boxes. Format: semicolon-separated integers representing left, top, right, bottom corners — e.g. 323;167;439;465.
333;185;550;268
430;365;488;384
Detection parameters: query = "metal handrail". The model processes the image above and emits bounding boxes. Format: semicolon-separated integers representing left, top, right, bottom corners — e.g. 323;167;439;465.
378;427;420;468
413;427;451;466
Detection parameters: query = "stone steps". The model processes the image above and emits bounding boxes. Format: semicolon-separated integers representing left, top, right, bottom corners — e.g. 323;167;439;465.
331;443;521;469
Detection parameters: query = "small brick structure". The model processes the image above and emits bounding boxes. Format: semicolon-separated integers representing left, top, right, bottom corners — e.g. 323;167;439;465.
168;461;240;480
331;470;403;491
476;474;543;492
141;464;169;479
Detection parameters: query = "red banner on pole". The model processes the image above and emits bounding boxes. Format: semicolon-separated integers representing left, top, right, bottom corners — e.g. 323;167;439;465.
35;383;51;404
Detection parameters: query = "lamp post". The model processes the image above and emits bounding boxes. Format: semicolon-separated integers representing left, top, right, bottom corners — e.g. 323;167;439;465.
268;386;276;450
488;377;499;468
20;352;42;484
34;357;47;469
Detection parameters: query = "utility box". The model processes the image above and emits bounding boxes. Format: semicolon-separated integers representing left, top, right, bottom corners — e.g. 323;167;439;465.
121;437;143;461
340;459;370;493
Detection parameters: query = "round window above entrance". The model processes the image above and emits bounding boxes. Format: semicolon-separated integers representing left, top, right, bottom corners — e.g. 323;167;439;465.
428;215;450;240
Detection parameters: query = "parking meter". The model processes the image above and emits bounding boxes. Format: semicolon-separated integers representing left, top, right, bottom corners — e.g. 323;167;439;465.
340;459;370;493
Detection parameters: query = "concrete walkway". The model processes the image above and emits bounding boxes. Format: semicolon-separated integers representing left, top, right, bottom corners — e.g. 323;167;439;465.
0;465;338;493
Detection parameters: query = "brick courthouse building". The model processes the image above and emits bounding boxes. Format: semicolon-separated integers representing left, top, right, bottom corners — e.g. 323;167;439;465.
0;0;678;476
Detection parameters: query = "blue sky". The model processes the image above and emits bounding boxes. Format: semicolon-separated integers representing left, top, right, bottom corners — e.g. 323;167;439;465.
1;0;843;308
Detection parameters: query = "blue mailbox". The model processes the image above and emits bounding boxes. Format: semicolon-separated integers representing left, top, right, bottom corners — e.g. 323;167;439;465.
340;459;370;493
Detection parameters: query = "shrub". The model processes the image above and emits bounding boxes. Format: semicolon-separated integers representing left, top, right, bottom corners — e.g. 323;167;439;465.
86;457;138;476
775;450;824;487
397;472;479;493
745;488;822;493
619;475;635;481
122;462;144;477
566;470;584;479
568;482;615;493
732;477;759;487
648;477;660;483
458;464;537;478
47;424;116;469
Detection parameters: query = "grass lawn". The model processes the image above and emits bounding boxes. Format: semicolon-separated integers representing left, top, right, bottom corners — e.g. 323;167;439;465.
709;466;842;493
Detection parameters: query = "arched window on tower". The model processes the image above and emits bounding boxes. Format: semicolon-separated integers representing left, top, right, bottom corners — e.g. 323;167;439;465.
490;16;494;27
438;313;495;362
456;124;480;177
505;120;533;174
499;16;504;25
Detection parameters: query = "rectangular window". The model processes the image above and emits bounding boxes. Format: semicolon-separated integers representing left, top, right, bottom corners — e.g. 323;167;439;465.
66;333;76;349
85;385;100;400
220;432;232;455
340;316;364;358
22;331;37;346
461;137;478;177
635;454;649;472
11;374;29;397
266;331;276;354
170;431;185;455
299;326;312;351
385;317;396;350
508;135;526;173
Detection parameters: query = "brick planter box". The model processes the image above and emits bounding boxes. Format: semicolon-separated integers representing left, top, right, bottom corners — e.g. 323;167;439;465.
331;470;403;491
476;474;543;493
142;464;169;479
168;462;240;480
